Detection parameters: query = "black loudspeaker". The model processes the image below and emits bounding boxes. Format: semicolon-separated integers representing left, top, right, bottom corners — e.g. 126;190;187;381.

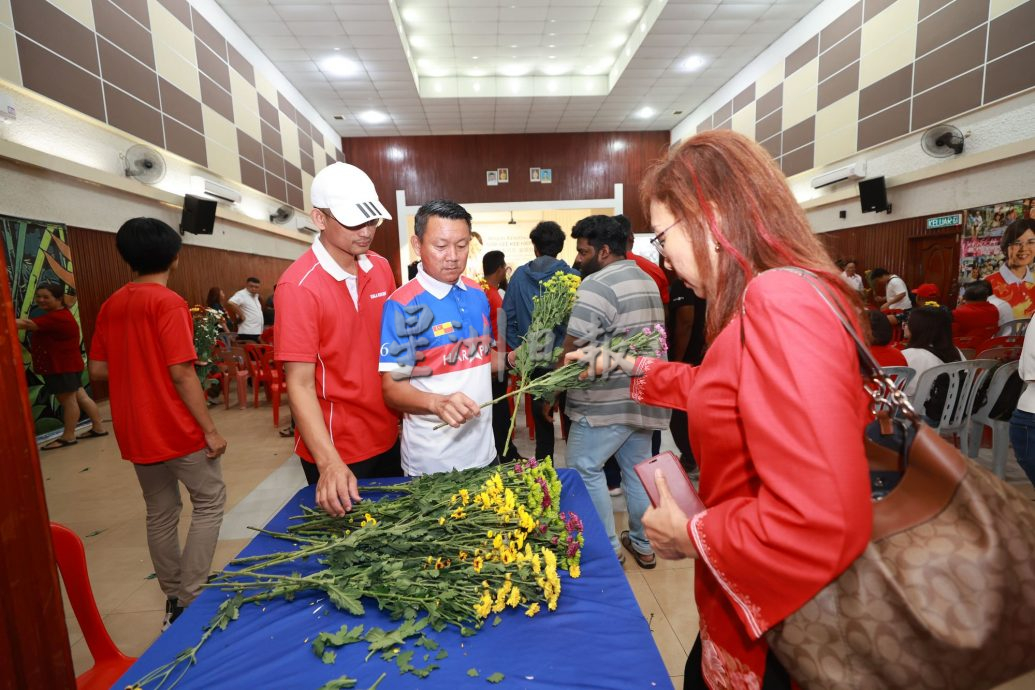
180;195;217;234
858;177;890;213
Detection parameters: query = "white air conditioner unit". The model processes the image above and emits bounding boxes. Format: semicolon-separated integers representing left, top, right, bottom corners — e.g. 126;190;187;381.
810;161;867;190
190;176;242;204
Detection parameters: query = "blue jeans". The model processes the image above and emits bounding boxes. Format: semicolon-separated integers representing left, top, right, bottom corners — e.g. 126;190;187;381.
566;417;654;556
1009;410;1035;488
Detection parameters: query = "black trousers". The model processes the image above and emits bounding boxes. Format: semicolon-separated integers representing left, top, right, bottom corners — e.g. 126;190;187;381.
300;439;402;485
491;376;521;460
683;634;791;690
670;409;699;472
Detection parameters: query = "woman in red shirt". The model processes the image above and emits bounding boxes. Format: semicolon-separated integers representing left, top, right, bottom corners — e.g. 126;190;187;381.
15;283;106;449
866;309;907;366
576;132;872;689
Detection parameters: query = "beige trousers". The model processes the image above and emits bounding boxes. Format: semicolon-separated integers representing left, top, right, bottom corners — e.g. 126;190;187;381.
133;449;226;606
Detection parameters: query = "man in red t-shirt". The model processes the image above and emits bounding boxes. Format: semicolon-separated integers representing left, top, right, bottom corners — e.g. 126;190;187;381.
88;218;227;629
276;163;400;517
952;279;1001;340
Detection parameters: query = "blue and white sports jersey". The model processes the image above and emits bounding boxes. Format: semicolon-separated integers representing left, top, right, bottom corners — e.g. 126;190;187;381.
379;267;495;475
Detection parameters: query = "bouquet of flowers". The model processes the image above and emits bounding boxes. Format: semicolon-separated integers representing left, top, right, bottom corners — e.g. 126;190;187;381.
190;305;224;383
127;457;584;690
512;270;581;381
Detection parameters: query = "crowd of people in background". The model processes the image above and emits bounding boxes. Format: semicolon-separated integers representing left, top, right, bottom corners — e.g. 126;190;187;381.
15;130;1035;690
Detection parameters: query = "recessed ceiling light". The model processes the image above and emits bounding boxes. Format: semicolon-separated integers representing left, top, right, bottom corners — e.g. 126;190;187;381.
510;44;518;48
548;44;555;48
359;110;388;124
549;55;556;59
680;55;707;72
472;56;479;60
635;106;654;119
320;55;358;77
549;18;556;23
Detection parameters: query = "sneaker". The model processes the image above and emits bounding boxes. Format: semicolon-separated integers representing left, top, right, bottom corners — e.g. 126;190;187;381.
161;598;184;631
608;486;623;497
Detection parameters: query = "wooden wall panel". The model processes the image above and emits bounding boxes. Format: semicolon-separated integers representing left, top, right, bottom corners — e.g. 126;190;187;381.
342;131;672;283
818;212;962;296
0;248;75;690
66;226;295;398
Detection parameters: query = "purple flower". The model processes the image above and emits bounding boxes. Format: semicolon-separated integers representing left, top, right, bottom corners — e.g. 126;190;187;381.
528;457;539;468
566;541;580;558
551;536;559;545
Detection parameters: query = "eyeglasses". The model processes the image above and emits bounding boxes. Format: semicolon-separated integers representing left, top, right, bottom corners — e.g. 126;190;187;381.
650;220;680;257
1008;239;1035;250
320;209;383;231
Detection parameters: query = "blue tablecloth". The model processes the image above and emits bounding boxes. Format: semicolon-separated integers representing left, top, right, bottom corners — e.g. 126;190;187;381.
117;469;673;689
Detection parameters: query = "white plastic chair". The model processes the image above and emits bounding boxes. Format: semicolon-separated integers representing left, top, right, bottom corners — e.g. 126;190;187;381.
966;360;1020;478
910;359;997;449
996;319;1030;337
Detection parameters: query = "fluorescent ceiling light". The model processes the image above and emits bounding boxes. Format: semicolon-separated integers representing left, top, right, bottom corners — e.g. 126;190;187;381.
359;110;388;124
500;63;531;77
680;55;707;72
320;55;358;77
635;106;654;119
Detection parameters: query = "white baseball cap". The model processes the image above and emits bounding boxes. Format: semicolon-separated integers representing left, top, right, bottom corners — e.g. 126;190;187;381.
310;162;392;227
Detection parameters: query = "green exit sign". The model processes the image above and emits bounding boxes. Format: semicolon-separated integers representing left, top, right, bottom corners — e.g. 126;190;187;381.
927;213;962;230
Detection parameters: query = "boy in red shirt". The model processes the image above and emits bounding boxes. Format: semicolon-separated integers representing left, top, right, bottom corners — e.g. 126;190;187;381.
275;163;400;518
88;218;227;629
867;309;907;367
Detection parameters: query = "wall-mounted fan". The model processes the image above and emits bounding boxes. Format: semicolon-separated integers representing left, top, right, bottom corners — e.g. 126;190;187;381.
921;124;965;158
270;205;295;224
122;144;167;184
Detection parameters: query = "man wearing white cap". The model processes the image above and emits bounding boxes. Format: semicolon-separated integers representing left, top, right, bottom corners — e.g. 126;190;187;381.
275;162;401;516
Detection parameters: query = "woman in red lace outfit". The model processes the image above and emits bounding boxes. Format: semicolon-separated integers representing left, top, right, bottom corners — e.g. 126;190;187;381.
581;131;873;689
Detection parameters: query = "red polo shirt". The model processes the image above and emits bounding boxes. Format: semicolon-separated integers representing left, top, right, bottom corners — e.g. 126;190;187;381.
30;308;84;374
275;244;399;465
629;251;670;303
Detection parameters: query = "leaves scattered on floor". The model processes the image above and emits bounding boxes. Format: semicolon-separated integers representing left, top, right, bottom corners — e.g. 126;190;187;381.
84;529;106;538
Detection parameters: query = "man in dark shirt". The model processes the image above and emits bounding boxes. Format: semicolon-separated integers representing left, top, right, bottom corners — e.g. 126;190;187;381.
667;278;707;476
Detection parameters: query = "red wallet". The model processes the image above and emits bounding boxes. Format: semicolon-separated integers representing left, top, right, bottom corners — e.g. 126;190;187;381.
633;451;705;518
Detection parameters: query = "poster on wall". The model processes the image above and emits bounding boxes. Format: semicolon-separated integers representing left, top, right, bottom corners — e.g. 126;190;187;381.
1;214;87;439
959;197;1035;317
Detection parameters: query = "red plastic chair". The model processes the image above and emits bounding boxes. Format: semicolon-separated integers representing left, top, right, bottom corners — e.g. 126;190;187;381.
979;335;1024;351
50;523;136;689
246;344;287;425
217;348;251;409
975;346;1022;362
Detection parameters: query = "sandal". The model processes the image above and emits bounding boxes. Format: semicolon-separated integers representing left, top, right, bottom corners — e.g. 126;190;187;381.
620;530;656;569
279;427;294;438
41;438;77;451
77;429;109;440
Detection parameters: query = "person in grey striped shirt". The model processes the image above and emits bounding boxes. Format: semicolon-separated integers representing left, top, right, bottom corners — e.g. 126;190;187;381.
560;215;671;568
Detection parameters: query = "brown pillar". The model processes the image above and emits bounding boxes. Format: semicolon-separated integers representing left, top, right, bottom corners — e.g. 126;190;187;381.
0;249;75;689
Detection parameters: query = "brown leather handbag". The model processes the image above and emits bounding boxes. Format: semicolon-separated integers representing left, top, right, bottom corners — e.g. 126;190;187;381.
763;269;1035;690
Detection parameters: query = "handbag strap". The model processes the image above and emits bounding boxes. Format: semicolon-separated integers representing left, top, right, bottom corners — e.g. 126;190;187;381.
764;267;920;421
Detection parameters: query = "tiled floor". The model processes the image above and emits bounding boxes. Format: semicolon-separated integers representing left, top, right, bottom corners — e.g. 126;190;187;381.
42;399;1035;689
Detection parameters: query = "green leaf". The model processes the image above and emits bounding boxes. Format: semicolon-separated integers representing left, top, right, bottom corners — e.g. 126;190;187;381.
394;650;415;674
321;649;337;665
487;672;505;684
435;649;448;661
492;615;502;627
327;586;365;616
467;668;480;677
410;664;438;679
315;673;358;690
414;634;439;651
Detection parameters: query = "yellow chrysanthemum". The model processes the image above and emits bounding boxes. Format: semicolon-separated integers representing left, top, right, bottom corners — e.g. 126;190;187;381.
569;563;581;579
525;603;540;617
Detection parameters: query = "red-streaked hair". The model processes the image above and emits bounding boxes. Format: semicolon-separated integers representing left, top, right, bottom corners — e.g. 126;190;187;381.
641;130;862;340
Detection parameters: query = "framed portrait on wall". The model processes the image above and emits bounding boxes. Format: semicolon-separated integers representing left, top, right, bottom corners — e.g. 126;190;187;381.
498;168;509;183
487;170;498;186
540;168;552;184
530;167;540;182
